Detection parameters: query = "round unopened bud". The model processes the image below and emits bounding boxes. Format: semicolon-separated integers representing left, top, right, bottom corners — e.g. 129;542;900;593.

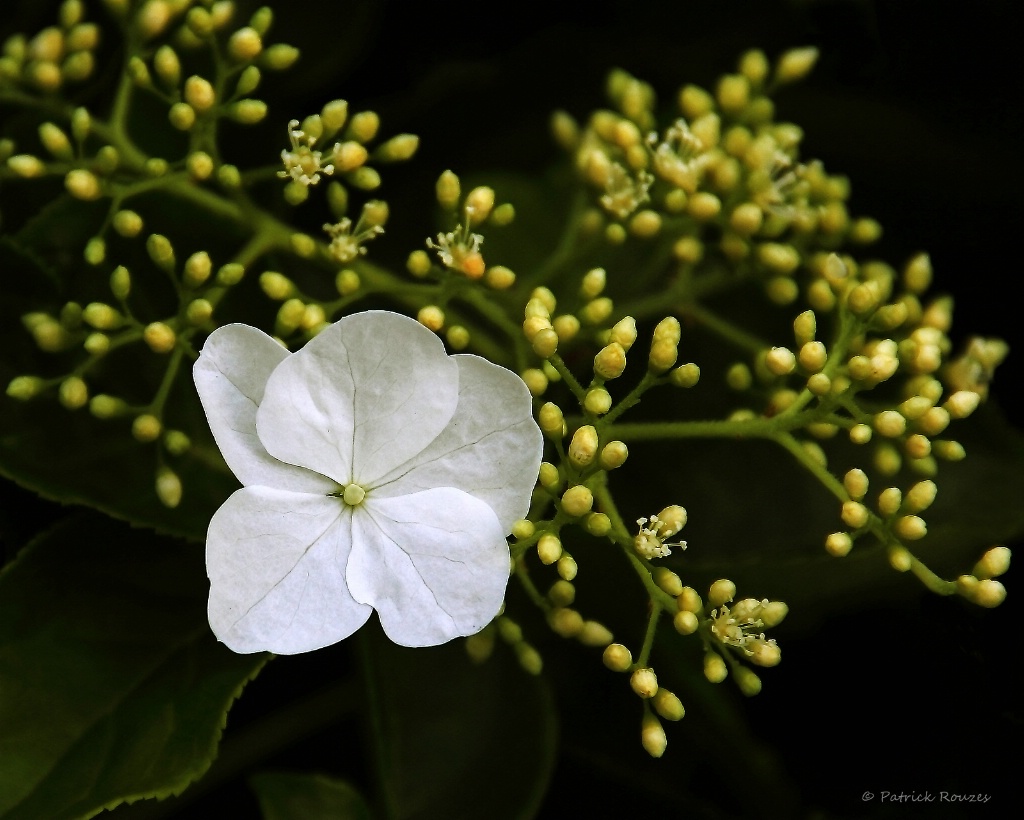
557;554;577;581
183;75;216;112
653;567;683;597
640;712;667;758
594;342;627;380
64;169;101;200
584;512;611;537
670;363;700;388
561;485;594;517
708;579;736;607
841;501;869;529
874;410;906;438
143;321;176;353
155;466;182;508
734;666;762;697
83;302;121;330
568;425;599;469
580;267;606;299
599;440;628;470
945;390;981;419
417;305;445;332
749;639;781;667
775;46;819;84
609;316;637;351
435;169;460;210
186;299;213;325
630;667;658;698
183;251;212;287
548;579;575;607
971;579;1007;608
228;26;262;61
464;186;495;224
904;252;932;294
673;610;698;634
878;487;902;517
894;515;927;541
578;620;614;647
538;402;564;437
704;652;728;683
548;607;584;638
825;531;853;557
580;297;613;326
131;413;162;442
112;210;143;238
843;469;869;501
231;99;267;125
904;480;937;513
7;376;45;401
649;338;678;373
485;265;516;289
146;234;175;271
538;462;561;492
537;533;562;565
584;387;612;415
531;327;559;359
764;346;796;376
688;191;721;221
603;643;632;672
973;546;1011;580
798;341;827;372
677;586;702;613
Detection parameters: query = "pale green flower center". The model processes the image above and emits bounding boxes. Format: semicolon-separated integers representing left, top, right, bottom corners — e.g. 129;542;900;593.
342;483;366;506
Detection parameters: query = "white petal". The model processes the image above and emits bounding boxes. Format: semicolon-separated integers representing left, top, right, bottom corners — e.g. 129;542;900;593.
256;311;459;486
348;487;509;647
206;486;371;654
193;324;334;493
371;355;542;531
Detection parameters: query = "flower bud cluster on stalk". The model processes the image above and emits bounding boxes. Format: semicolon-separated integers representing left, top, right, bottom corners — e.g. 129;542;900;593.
2;16;1011;766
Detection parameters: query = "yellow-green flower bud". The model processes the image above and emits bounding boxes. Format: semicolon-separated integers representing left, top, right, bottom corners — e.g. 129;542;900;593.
874;410;906;438
531;327;559;359
144;157;168;177
841;500;869;529
673;610;698;634
602;643;632;672
608;316;637;351
485;265;516;289
146;234;175;271
641;712;667;758
537;532;562;565
580;267;606;300
83;302;121;330
434;169;460;209
970;579;1007;608
568;425;599;469
561;485;593;517
630;667;658;698
758;242;800;274
64;169;101;200
290;233;316;257
261;43;299;71
548;579;575;607
417;305;445;332
548;607;584;638
183;251;212;287
726;362;752;391
701;652;727;684
944;390;981;419
653;567;683;597
599;440;628;470
39;123;73;160
843;468;869;501
973;546;1011;580
511;519;535;540
464;186;495;224
688;191;721;221
168;102;196;131
156;466;182;508
904;480;937;513
825;532;853;557
348;110;380;143
579;297;613;326
218;164;242;189
557;554;577;581
236;64;261;95
186;298;213;325
652;688;685;721
88;394;126;418
594;342;627;380
708;579;736;607
538;461;561;492
677;586;702;613
584;387;612;416
132;413;162;442
7;376;45;401
670;363;700;388
57;376;88;409
878;487;902;517
228;26;262;61
153;45;180;87
348;166;380;191
763;346;795;377
183;75;216;112
83;332;109;355
775;46;819;85
514;643;543;675
137;1;173;40
734;666;762;696
578;620;613;647
6;153;45;178
109;265;131;300
112;209;143;237
584;512;611;537
230;99;266;125
895;514;927;541
217;262;245;285
143;321;176;353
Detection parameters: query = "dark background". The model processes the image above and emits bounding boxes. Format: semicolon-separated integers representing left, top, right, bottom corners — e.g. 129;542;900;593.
3;1;1022;818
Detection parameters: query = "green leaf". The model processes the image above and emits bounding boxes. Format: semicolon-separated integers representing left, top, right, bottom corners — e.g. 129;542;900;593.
361;627;557;820
251;773;374;820
0;512;268;820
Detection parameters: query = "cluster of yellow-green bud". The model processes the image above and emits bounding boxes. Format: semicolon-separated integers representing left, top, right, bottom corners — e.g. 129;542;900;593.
600;647;686;757
0;1;101;93
464;612;543;676
682;580;788;696
422;170;513;280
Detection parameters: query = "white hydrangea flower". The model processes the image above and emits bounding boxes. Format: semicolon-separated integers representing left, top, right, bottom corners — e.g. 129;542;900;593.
193;310;543;654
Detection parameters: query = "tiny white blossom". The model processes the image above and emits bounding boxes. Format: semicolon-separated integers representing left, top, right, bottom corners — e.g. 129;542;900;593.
600;163;653;219
426;222;485;278
648;119;709;193
279;119;335;186
194;311;543;653
634;514;686;559
323;217;383;263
